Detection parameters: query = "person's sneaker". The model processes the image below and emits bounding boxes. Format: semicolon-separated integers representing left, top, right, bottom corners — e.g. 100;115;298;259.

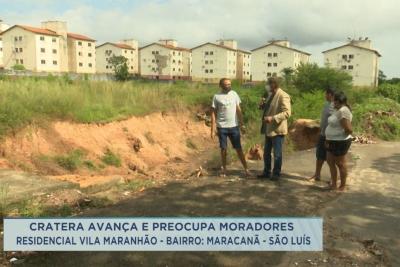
257;173;270;179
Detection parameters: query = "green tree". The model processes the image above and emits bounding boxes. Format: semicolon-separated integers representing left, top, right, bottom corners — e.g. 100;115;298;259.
11;64;26;71
107;55;130;81
378;70;387;85
293;63;352;92
281;67;295;87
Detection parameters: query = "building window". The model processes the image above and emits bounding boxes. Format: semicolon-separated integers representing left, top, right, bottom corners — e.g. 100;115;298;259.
18;36;22;41
268;53;272;57
155;51;159;54
79;62;83;67
20;59;24;64
52;38;56;43
124;50;127;54
205;51;209;55
173;68;175;71
273;53;278;57
342;55;347;60
348;65;354;70
152;59;155;63
152;51;155;54
78;52;82;56
267;63;272;67
14;37;18;42
342;65;347;69
131;66;133;70
78;41;82;46
131;50;133;54
173;59;176;63
53;60;57;65
173;51;175;55
40;36;45;41
156;59;159;63
106;66;109;69
267;72;272;77
272;72;277;76
349;54;354;59
41;60;46;64
41;48;45;53
15;48;19;52
88;43;92;47
273;63;278;67
210;60;213;64
88;53;92;57
19;48;23;52
205;69;209;73
210;51;214;55
53;49;57;54
210;69;213;73
89;63;92;67
205;60;208;64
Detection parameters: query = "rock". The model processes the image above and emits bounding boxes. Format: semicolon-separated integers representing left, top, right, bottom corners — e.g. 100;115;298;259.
128;163;137;171
128;137;142;152
246;144;263;160
289;119;320;150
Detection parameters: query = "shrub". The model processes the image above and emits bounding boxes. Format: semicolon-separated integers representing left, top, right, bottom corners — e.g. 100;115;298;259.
294;63;352;93
101;149;122;167
377;83;400;103
54;150;85;171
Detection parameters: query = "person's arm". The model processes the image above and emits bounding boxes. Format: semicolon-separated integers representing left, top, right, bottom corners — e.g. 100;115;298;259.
210;108;216;139
236;104;244;127
340;118;353;135
273;94;291;123
339;107;353;135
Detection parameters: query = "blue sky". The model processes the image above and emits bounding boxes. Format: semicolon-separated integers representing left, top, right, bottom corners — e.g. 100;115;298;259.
1;0;399;78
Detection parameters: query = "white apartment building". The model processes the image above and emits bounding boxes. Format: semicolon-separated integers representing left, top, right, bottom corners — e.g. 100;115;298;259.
191;40;250;83
96;40;139;74
67;33;96;74
0;20;10;69
1;21;96;73
251;40;310;81
139;39;191;80
323;38;381;87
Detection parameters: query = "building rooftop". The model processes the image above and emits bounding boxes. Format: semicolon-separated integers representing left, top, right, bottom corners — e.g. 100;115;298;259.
139;42;190;52
191;42;250;54
96;42;136;50
67;32;95;42
1;25;59;36
251;42;311;55
322;43;381;57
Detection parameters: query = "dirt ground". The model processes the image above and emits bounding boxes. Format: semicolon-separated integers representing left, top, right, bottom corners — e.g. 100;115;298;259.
3;142;398;267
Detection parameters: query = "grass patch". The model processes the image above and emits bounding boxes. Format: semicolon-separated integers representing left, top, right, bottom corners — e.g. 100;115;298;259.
186;138;198;149
119;179;154;191
101;148;122;167
54;149;85;171
0;184;10;217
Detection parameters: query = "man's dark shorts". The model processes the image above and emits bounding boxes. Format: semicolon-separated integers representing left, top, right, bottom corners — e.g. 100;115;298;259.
316;135;327;161
217;126;242;150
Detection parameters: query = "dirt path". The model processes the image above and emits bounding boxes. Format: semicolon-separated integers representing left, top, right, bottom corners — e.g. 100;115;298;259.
6;142;400;266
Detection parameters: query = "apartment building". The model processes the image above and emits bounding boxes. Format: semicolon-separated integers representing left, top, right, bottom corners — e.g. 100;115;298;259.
67;33;96;74
1;21;95;73
139;39;191;80
0;20;10;69
323;38;381;87
251;40;310;81
96;40;138;74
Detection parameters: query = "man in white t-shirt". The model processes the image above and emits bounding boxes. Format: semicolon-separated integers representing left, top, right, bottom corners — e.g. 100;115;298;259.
211;78;250;177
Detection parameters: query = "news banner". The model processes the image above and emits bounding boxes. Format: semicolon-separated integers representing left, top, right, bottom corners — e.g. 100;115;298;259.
4;218;322;251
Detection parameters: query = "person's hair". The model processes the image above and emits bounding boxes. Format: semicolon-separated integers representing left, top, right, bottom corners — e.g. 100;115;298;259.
325;86;336;96
267;77;280;87
219;78;230;87
334;91;351;111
